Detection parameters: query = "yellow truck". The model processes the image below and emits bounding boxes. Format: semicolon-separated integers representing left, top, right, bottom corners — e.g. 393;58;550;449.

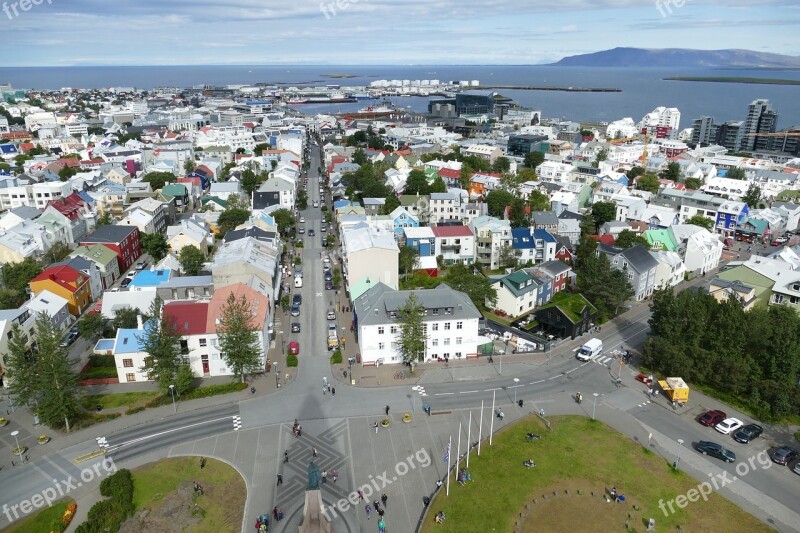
658;377;689;404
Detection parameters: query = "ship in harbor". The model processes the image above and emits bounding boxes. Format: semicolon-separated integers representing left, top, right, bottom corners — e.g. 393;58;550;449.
339;102;403;118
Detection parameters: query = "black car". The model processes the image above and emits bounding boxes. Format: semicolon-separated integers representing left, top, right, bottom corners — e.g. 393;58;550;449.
292;294;302;306
325;280;334;290
771;446;798;466
324;271;333;281
291;322;301;333
696;441;736;463
309;229;315;237
120;277;132;288
291;305;301;317
59;326;80;348
733;424;764;444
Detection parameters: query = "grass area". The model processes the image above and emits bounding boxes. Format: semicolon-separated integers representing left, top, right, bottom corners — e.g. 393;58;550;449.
132;457;245;532
481;310;513;326
536;291;596;322
80;391;159;411
3;498;73;532
421;416;771;532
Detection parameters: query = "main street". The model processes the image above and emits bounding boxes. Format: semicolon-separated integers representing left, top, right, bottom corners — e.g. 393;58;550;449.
0;141;799;532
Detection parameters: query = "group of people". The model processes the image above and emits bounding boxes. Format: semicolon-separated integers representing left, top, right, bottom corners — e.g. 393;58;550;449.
609;486;625;503
192;481;204;495
254;514;269;531
365;494;388;520
319;468;337;483
457;467;471;485
292;420;303;438
434;511;447;524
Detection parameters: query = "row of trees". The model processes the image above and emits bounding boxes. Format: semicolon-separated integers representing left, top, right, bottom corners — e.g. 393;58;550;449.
643;288;800;421
574;236;634;322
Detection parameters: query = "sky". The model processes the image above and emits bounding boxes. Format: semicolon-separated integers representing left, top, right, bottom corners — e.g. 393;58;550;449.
1;0;798;66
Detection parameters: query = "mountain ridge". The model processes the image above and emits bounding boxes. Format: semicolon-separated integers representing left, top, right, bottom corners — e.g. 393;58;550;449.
551;48;800;68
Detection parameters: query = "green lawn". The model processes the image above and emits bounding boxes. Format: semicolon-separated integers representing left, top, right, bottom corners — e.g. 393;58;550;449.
80;391;159;411
422;415;771;532
3;498;73;533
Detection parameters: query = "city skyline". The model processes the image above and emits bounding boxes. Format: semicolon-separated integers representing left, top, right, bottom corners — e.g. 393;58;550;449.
0;0;798;67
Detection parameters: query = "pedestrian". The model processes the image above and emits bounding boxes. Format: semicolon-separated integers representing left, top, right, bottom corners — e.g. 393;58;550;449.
284;450;289;463
277;473;283;486
273;507;279;520
373;500;380;511
378;508;384;518
322;470;327;483
331;469;338;483
298;425;302;437
332;387;336;396
266;358;271;372
381;493;387;506
365;504;371;520
327;384;332;393
312;447;318;458
358;490;364;501
285;373;289;384
385;405;390;416
374;421;379;434
323;385;327;395
539;408;545;417
200;457;206;469
343;370;348;378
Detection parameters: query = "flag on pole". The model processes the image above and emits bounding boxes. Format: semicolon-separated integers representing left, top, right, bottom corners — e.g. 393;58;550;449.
443;440;451;464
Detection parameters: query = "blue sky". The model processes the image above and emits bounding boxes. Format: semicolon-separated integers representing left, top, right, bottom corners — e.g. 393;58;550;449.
1;0;798;66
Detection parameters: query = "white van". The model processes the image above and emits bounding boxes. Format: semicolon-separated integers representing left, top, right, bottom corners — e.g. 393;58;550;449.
294;276;303;288
576;338;603;361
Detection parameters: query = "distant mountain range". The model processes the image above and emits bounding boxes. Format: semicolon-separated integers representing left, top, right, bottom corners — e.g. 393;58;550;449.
551;48;800;68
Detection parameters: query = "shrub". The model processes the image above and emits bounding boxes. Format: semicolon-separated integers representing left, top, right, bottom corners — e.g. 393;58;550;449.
74;470;133;533
125;406;146;415
286;354;298;367
330;350;342;365
88;355;115;368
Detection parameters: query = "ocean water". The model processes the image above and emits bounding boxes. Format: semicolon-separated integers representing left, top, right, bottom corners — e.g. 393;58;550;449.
1;65;798;126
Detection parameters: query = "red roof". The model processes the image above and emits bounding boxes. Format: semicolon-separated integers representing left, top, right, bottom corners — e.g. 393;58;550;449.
32;265;85;293
431;225;474;238
438;168;460;179
164;302;210;335
178;177;201;188
589;234;616;245
46;192;89;221
19;142;36;152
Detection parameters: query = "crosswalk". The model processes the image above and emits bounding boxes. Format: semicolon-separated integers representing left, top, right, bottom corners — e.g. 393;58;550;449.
232;415;242;431
411;385;428;397
593;355;614;365
96;437;109;449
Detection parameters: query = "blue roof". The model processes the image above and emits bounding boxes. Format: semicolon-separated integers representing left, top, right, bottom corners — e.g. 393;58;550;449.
533;229;557;242
130;269;172;287
94;339;115;351
333;199;361;209
77;190;95;204
114;327;146;353
0;144;18;154
511;227;536;249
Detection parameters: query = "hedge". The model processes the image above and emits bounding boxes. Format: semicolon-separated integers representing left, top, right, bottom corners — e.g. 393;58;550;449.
74;469;134;533
330;350;342;365
286;354;298;367
143;382;249;409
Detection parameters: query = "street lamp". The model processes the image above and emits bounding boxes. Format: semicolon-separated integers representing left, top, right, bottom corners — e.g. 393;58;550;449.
674;438;684;470
513;378;520;405
10;430;20;453
592;392;599;420
274;361;280;388
169;384;176;414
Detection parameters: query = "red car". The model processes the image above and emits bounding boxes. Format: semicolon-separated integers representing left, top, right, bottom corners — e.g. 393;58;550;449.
288;341;300;355
698;410;727;427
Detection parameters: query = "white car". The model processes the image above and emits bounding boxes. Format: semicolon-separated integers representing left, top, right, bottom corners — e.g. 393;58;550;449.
313;201;319;208
300;217;305;223
715;417;744;435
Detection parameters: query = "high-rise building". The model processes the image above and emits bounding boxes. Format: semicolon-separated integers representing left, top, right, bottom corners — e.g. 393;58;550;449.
717;121;743;152
740;99;778;152
691;116;715;146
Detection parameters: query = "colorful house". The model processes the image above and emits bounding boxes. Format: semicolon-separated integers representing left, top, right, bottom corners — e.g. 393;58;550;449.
80;225;142;273
29;264;92;317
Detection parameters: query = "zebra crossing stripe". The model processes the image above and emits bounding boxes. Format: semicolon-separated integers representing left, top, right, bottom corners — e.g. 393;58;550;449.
232;416;242;431
96;437;109;449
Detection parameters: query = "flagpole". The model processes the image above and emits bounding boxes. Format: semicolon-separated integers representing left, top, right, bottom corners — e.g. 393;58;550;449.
445;435;451;496
455;421;462;485
478;400;484;456
466;411;472;468
489;390;496;445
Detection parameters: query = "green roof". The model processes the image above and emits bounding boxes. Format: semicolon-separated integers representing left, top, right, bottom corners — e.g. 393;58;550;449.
162;183;188;196
644;229;678;251
71;243;118;266
201;196;228;208
537;291;597;323
737;217;768;235
351;277;378;300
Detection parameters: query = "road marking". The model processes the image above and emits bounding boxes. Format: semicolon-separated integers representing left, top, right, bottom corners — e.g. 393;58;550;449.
434;392;454;396
508;384;523;389
460;390;478;394
483;387;502;391
530;380;545;384
565;367;578;374
96;437;109;449
109;415;237;450
548;375;560;380
233;415;242;431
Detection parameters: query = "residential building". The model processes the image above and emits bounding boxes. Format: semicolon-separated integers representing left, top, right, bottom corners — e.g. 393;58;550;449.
80;224;142;273
51;256;103;301
651;250;687;289
29;263;92;317
471;216;511;270
740;99;778;152
597;244;659;301
490;270;540;318
464;144;502;164
156;275;214;302
511;227;557;264
355;283;481;365
210;236;280;300
533;292;597;340
167;218;214;256
0;307;36;384
431;225;475;266
341;226;399;293
715;200;749;237
122;197;168;234
402;227;438;271
70;244;121;290
24;290;71;332
507;134;547;158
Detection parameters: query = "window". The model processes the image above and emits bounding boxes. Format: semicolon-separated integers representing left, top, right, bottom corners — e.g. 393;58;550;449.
378;342;385;350
432;339;438;347
123;359;133;368
456;337;462;344
432;308;439;316
378;327;385;335
199;338;207;347
390;326;397;334
432;323;439;331
456;321;463;330
445;307;453;315
444;322;451;330
456;352;462;358
126;373;136;382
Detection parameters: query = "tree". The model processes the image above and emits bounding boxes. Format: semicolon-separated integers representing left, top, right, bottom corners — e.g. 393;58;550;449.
77;312;105;338
594;148;608;167
523;151;544;169
429;176;446;194
486;190;514;218
240;168;259;197
626;166;645;180
498;244;518;270
2;257;42;293
743;183;763;209
590;201;617;231
636;173;660;194
113;307;142;330
685;215;713;231
380;195;401;215
138;297;181;394
398;246;419;277
614;229;650;249
140;233;170;261
332;268;342;290
142;171;175;191
509;198;529;228
576;252;634;320
726;167;746;180
5;323;39;412
396;293;426;365
492;156;511;174
174;364;196;396
446;263;497;309
352;148;368;166
517;167;537;183
58;166;77;181
684;177;702;190
297;189;308;210
217;207;250;235
43;241;72;264
271;208;295;236
218;293;263;383
27;314;81;431
660;162;681;181
404;170;430;195
527;190;550;212
178;245;205;276
96;211;113;227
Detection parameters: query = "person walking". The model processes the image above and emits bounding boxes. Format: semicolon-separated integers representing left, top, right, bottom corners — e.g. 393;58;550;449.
331;469;338;483
332;387;336;396
284;450;289;463
312;447;318;458
358;490;364;501
276;474;283;486
385;405;390;416
381;493;387;506
365;504;371;520
373;421;379;434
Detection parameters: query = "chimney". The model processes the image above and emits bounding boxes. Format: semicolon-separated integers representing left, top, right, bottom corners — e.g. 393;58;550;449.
136;314;144;330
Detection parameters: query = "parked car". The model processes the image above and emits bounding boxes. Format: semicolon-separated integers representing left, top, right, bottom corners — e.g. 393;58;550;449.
327;308;336;320
300;217;305;223
733;424;764;444
698;410;727;427
771;446;798;466
321;224;327;232
325;280;334;290
135;260;148;270
60;327;80;348
288;341;300;355
715;417;743;435
120;277;132;288
293;293;302;306
291;305;301;317
696;441;736;463
324;271;333;281
793;462;800;475
298;227;305;234
291;322;301;333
